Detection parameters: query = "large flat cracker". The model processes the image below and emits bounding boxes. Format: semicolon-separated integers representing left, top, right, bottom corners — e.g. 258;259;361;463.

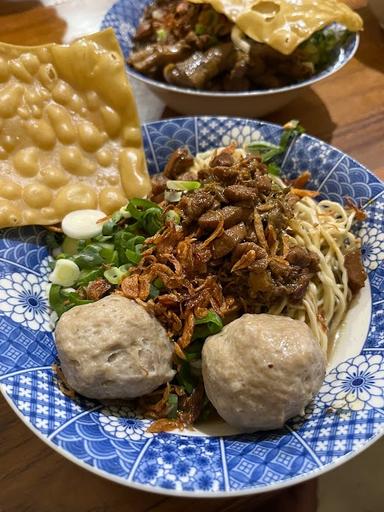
0;29;151;228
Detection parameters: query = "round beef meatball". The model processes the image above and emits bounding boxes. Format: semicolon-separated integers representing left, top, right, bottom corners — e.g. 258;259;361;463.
202;314;326;431
55;294;175;399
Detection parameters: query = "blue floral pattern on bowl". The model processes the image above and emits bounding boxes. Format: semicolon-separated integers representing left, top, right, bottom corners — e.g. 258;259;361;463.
0;118;383;496
318;354;384;412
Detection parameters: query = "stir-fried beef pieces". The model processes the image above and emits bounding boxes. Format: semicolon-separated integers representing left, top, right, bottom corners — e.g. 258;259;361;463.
129;0;323;91
163;147;194;178
344;248;367;294
129;42;191;76
178;190;215;223
164;43;237;89
198;206;249;230
212;222;248;259
145;148;322;322
286;246;319;273
209;151;234;168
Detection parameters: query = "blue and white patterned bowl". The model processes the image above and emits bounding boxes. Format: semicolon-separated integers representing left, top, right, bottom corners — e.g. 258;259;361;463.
101;0;360;117
1;117;383;497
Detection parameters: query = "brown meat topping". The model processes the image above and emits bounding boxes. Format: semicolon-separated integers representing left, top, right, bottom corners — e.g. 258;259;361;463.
198;206;249;230
163;147;194;179
344;248;367;294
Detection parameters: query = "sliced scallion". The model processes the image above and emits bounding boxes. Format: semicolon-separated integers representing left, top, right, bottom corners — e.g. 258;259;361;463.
166;180;201;191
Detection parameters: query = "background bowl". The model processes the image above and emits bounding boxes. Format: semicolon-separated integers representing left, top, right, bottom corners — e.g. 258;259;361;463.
101;0;360;117
1;117;383;497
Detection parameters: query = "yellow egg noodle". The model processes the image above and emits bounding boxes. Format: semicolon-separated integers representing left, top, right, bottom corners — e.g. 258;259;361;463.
189;0;363;54
0;29;151;229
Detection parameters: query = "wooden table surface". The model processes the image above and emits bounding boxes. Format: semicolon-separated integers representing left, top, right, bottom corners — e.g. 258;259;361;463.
0;3;383;512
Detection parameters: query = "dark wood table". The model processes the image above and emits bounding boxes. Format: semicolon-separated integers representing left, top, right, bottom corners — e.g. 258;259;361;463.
0;3;383;511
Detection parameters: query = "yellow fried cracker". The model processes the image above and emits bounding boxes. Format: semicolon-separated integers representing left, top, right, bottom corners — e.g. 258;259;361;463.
0;29;151;229
189;0;362;55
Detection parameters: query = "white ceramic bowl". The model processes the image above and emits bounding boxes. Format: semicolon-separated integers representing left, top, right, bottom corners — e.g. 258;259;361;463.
102;0;360;117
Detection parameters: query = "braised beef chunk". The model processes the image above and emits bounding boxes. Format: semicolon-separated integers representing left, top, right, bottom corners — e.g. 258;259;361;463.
178;190;214;222
344;248;367;294
164;43;237;89
212;223;247;259
151;172;168;199
289;272;312;303
224;185;258;203
129;43;191;75
163;147;194;178
286;246;320;273
208;165;239;184
198;206;249;230
209;152;234;168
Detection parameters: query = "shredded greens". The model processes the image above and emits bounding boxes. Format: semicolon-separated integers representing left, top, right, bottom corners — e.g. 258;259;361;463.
247;120;305;175
299;29;352;70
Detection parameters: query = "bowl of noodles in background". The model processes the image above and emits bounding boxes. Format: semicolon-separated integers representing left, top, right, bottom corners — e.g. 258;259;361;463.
101;0;361;117
0;117;383;496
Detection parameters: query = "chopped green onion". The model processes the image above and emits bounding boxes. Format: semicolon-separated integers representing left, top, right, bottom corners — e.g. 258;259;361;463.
156;28;168;42
119;264;132;274
176;362;195;394
167;393;178;419
142;207;163;235
99;243;115;262
267;163;281;176
149;284;160;298
165;210;181;224
49;259;80;287
46;232;63;250
167;180;201;191
49;284;92;317
76;268;104;287
192;310;223;341
72;245;104;269
195;23;206;35
104;267;124;285
125;248;142;265
102;218;116;236
153;278;164;289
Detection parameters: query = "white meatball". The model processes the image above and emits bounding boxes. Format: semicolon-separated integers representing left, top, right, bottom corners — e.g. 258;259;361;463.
55;295;175;399
202;314;326;431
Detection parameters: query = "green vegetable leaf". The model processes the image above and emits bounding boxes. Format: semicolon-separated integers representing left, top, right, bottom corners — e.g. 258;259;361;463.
156;28;168;42
72;245;104;269
49;284;92;317
176;362;195;394
192;310;223;341
167;180;201;191
246;120;305;171
46;232;63;250
185;340;204;361
267;163;281;176
167;393;178;419
76;268;104;287
195;23;206;35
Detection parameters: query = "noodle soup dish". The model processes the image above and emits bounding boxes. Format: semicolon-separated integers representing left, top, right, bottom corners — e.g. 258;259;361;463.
1;117;383;496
